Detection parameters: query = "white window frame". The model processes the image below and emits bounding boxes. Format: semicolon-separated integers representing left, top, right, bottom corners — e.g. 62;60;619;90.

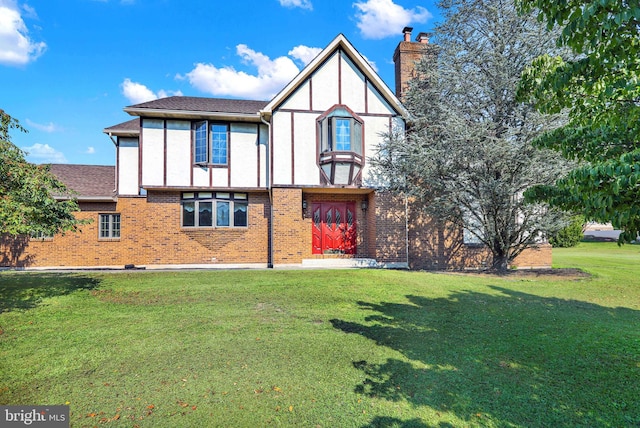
181;192;248;228
99;213;121;239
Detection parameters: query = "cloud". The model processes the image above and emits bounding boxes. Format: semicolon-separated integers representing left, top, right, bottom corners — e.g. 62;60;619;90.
182;44;303;100
121;78;183;104
278;0;312;10
85;146;96;154
0;0;46;66
22;143;67;164
25;119;61;133
353;0;432;39
288;45;322;66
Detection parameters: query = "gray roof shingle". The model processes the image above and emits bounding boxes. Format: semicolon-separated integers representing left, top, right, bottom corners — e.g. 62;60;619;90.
49;164;116;199
126;96;268;114
103;118;140;134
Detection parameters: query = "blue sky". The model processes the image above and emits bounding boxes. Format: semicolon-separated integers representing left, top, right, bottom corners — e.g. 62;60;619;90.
0;0;439;165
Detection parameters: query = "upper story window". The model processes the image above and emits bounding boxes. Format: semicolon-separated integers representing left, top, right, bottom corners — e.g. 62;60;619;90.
181;192;248;228
317;105;364;186
194;122;228;166
319;106;363;155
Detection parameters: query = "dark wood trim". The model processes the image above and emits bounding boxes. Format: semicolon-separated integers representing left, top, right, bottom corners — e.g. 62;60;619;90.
270;117;274;187
163;120;167;187
338;49;342;105
227;124;231;187
364;77;369;114
115;137;120;195
290;112;295;184
138;119;143;190
190;122;194;187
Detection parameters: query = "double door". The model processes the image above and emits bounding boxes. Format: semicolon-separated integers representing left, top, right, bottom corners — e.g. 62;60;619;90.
311;202;357;255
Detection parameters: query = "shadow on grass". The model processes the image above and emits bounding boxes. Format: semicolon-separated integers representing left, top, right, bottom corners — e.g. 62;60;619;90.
0;273;101;313
332;287;640;427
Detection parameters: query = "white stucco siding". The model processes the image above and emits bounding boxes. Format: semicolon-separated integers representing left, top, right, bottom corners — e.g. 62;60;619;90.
311;52;340;111
279;80;311;111
293;112;320;186
272;112;293;185
141;119;164;186
211;168;228;187
193;166;209;187
366;81;396;115
166;121;191;186
362;116;392;182
230;123;259;187
259;124;268;187
340;52;366;113
118;138;139;196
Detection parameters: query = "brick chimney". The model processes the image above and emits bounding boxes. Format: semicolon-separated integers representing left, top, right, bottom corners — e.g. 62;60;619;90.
393;27;432;101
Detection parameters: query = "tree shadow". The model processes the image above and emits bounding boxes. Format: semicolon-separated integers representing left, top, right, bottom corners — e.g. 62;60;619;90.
332;287;640;427
0;273;101;313
0;235;35;268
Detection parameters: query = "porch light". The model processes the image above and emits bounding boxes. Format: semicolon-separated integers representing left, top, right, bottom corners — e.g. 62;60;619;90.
361;200;368;211
302;199;307;210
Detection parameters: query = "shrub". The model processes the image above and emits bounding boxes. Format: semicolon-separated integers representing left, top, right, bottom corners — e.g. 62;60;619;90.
549;216;584;247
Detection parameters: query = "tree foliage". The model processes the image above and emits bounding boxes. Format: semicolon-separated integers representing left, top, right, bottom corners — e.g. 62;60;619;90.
371;0;572;271
0;109;83;236
517;0;640;242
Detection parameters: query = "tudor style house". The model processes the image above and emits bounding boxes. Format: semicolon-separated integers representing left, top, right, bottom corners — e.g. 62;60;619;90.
1;31;551;269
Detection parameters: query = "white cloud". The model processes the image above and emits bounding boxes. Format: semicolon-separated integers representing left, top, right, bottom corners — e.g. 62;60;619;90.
288;45;322;66
0;0;46;66
85;146;95;154
278;0;312;10
353;0;432;40
182;44;302;100
22;143;67;164
25;119;61;133
121;78;182;104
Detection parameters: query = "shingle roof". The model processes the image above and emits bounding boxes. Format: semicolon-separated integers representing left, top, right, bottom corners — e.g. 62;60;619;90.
126;96;268;114
103;118;140;134
48;164;116;199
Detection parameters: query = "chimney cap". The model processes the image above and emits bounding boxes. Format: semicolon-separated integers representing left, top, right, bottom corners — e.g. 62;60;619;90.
402;26;414;34
416;32;431;43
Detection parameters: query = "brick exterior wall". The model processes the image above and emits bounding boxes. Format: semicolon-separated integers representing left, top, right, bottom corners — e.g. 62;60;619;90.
372;191;408;265
0;188;551;269
406;201;551;270
0;190;270;268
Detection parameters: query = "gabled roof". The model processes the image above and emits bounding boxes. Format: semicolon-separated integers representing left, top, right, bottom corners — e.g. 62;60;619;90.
48;164;116;201
123;96;268;122
103;118;140;137
262;33;408;118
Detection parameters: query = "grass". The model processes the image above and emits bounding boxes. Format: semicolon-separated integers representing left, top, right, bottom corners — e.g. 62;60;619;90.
0;242;639;427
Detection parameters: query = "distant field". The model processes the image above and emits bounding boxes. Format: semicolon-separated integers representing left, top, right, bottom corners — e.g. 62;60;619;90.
1;242;638;427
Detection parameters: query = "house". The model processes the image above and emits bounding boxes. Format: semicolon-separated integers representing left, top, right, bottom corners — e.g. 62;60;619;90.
1;31;551;270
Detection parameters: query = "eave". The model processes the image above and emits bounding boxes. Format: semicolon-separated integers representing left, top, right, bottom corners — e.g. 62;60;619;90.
123;107;263;123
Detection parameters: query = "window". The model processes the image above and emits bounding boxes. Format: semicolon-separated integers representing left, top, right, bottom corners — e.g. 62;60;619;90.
317;105;364;185
99;214;121;239
318;107;363;155
29;231;53;241
194;121;228;165
182;192;248;228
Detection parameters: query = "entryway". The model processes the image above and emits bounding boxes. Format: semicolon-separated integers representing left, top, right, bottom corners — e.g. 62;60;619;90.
311;202;357;255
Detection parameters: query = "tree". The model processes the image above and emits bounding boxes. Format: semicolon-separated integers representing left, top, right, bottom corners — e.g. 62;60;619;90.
0;109;83;236
517;0;640;243
371;0;572;271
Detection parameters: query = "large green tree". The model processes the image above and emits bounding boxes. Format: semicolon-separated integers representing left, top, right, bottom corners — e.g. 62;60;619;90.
371;0;572;271
517;0;640;242
1;109;83;236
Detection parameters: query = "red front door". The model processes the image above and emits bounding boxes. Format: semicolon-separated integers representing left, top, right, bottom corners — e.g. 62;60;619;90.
312;202;357;254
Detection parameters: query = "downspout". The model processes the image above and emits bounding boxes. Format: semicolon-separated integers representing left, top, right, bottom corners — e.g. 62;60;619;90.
405;194;409;269
260;112;274;268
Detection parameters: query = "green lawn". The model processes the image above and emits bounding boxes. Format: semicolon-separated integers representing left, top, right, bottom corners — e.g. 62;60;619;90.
1;242;639;427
